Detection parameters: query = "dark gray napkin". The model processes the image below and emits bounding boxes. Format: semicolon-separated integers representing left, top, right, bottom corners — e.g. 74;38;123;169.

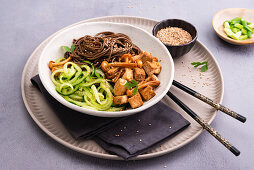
31;75;119;139
94;101;190;159
31;75;190;159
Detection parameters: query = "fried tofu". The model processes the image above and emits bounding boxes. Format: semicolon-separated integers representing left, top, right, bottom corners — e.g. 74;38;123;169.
113;95;128;105
140;85;156;101
122;68;133;82
143;61;161;76
128;92;143;109
113;78;127;96
134;68;146;81
140;51;153;63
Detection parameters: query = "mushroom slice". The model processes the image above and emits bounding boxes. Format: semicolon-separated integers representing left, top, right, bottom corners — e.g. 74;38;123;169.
112;68;124;83
109;62;137;68
107;67;120;75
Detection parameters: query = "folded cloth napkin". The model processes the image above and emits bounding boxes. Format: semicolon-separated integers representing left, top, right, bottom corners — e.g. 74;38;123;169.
31;75;119;139
31;75;190;159
94;101;190;159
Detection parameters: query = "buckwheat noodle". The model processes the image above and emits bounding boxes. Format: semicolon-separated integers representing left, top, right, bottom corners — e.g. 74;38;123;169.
65;32;141;66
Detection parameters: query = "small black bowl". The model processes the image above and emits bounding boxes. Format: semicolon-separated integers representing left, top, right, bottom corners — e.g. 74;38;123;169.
152;19;197;58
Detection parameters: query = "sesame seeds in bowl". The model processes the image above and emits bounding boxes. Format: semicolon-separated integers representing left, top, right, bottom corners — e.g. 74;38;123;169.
152;19;197;58
156;27;192;46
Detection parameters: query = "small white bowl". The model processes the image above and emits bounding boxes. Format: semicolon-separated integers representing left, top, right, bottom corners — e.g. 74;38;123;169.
39;22;174;117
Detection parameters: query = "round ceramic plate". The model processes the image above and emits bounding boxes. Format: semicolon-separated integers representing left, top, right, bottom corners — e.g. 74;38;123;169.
21;16;224;160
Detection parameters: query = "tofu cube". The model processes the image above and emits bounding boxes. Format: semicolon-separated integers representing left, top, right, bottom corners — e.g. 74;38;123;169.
140;51;153;63
113;78;127;96
143;61;161;76
134;68;146;81
122;68;133;82
128;92;143;109
113;95;128;105
140;85;156;101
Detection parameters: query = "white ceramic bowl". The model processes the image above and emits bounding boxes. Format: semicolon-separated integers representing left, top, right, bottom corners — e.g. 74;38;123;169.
39;22;174;117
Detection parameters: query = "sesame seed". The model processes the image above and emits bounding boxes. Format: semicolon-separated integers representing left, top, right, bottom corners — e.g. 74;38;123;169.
164;165;167;168
148;123;152;126
139;139;142;142
115;134;120;137
124;126;126;129
169;126;172;129
138;119;141;122
156;27;192;45
136;130;139;133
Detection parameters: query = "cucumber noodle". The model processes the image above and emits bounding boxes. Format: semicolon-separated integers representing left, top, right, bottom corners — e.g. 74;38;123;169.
51;61;124;111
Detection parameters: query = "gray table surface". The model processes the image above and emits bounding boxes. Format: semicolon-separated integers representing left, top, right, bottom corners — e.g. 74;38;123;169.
1;0;254;169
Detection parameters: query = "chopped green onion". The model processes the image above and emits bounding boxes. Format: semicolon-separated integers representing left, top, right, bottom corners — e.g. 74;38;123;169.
247;31;252;38
234;23;243;29
239;35;248;40
232;28;240;33
241;28;248;35
224;22;230;28
248;23;254;29
223;17;254;40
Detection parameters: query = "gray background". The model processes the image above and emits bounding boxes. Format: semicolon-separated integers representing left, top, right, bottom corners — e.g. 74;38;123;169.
1;0;254;169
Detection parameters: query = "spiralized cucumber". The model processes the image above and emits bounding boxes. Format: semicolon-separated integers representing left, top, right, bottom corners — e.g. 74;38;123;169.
51;61;118;111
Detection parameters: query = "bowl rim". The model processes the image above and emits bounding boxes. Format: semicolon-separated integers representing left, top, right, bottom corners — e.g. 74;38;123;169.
212;8;254;45
38;21;174;117
152;18;198;47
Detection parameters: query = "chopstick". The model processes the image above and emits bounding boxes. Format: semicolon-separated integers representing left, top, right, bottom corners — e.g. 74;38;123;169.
167;91;240;156
172;80;246;123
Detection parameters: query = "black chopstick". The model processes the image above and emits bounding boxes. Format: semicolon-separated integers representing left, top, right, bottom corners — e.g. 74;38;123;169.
167;91;240;156
172;80;246;123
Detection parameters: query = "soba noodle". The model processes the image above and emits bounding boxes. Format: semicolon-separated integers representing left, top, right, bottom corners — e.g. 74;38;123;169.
65;32;141;66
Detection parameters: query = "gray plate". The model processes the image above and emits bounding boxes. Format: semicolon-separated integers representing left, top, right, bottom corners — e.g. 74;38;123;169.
21;16;224;160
